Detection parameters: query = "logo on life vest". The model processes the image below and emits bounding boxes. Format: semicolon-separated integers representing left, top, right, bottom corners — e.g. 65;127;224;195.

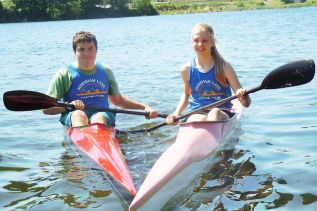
76;79;108;97
195;80;224;100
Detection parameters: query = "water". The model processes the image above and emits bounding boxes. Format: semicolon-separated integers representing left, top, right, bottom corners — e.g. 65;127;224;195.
1;6;317;211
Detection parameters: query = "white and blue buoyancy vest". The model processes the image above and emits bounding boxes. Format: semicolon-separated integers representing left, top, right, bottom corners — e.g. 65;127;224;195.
63;63;110;110
188;61;232;111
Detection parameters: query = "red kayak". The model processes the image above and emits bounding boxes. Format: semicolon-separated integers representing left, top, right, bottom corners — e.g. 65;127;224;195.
65;123;136;197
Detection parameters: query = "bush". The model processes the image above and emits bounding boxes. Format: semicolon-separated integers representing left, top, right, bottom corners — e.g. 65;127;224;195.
132;0;158;15
307;0;317;4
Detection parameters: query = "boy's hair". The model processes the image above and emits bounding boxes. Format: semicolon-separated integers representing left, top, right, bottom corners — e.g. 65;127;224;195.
72;31;98;52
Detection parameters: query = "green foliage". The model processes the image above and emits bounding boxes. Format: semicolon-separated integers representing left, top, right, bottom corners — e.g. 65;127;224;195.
281;0;294;3
2;0;15;9
153;0;317;14
13;0;50;21
0;2;3;21
236;1;245;7
0;0;316;22
253;0;265;6
0;0;131;22
1;0;17;21
307;0;317;3
104;0;129;9
132;0;158;15
153;1;189;12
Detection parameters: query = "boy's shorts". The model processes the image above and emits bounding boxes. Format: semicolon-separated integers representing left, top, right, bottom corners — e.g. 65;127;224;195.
60;110;116;127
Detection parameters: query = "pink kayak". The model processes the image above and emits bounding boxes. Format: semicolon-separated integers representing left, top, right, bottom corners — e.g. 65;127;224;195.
65;123;137;197
129;100;243;210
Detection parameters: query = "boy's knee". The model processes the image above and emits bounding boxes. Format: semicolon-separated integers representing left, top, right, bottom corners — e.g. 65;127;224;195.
91;113;108;125
72;110;87;118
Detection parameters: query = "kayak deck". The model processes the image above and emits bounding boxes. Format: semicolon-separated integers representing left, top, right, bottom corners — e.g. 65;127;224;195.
129;100;243;210
64;123;137;199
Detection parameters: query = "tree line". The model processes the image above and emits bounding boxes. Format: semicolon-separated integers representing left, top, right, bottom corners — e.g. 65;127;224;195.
0;0;158;23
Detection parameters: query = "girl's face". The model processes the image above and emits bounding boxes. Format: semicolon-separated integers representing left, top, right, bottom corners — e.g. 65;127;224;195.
191;28;213;56
75;41;97;70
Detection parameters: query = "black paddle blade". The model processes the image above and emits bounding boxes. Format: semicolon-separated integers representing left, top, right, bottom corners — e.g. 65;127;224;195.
3;90;58;111
261;59;315;89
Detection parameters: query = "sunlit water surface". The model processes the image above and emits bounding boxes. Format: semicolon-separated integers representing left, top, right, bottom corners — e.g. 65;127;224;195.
0;6;316;211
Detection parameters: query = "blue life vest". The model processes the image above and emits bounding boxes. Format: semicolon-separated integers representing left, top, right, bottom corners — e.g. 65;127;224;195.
188;60;232;111
64;63;110;110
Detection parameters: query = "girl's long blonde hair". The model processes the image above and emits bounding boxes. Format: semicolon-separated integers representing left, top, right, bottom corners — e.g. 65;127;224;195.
193;23;227;85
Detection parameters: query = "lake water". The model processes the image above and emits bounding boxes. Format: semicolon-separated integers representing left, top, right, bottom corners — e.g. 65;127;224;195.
1;6;316;211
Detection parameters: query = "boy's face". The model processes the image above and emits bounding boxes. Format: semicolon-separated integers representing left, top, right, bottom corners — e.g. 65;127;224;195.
75;41;97;70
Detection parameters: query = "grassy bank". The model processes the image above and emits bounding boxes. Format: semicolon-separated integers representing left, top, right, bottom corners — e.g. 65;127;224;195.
152;0;317;15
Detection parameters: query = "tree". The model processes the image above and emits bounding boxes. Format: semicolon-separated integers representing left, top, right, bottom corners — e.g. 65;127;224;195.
2;0;17;21
103;0;130;9
0;2;4;21
80;0;102;18
132;0;158;15
13;0;50;21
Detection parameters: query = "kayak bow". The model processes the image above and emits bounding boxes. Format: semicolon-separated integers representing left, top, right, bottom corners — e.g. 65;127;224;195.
65;123;137;197
129;100;243;210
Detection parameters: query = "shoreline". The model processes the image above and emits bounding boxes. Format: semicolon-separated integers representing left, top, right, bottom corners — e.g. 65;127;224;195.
153;1;317;15
1;2;316;23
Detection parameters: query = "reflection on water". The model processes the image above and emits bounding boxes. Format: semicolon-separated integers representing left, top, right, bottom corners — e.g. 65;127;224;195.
160;142;317;210
160;146;257;210
0;137;128;210
60;137;130;209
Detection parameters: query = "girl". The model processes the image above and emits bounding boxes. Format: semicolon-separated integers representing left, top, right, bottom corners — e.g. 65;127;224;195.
166;23;251;124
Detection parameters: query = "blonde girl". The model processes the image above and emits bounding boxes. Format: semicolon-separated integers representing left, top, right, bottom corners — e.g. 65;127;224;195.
166;23;251;124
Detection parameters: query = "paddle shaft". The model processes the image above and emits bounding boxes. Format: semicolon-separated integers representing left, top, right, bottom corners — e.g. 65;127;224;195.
56;102;169;118
3;90;168;118
176;85;261;121
130;85;261;133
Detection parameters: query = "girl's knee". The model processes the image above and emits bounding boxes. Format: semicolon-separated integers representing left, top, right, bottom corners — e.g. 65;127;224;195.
186;114;207;122
207;108;228;121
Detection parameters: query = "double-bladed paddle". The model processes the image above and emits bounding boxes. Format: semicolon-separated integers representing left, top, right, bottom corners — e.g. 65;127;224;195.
3;90;168;118
126;59;315;133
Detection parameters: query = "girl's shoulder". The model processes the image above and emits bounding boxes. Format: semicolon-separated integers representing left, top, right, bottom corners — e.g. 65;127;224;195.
180;61;191;73
180;62;191;82
223;61;235;75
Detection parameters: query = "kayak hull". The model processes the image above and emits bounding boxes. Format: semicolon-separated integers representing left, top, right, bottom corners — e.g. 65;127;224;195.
129;100;243;210
65;123;136;197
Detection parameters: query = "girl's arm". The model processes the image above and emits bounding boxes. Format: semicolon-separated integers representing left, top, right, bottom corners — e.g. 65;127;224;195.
224;62;251;107
173;65;191;115
166;64;191;124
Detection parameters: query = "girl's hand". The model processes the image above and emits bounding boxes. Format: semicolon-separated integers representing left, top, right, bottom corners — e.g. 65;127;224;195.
166;114;178;125
236;88;247;100
236;88;251;107
70;100;85;110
